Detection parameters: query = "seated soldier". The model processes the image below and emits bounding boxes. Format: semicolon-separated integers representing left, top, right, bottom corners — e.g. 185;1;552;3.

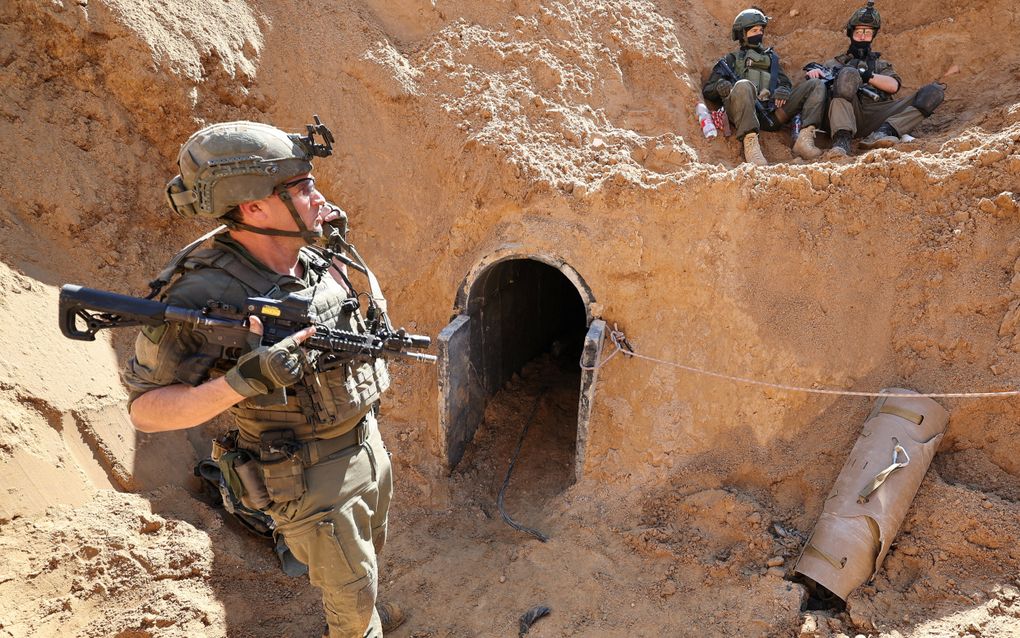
703;8;827;166
812;1;945;156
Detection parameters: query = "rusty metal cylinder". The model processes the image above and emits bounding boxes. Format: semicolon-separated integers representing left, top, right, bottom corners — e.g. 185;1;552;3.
794;388;950;600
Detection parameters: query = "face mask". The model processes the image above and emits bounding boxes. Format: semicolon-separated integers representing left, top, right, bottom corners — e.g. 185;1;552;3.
746;34;764;46
848;40;871;58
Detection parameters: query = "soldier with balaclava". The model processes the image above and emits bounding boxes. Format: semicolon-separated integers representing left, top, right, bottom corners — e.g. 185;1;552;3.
812;2;945;156
702;8;828;166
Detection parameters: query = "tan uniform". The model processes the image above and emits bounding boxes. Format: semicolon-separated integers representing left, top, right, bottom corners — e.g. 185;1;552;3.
124;235;392;638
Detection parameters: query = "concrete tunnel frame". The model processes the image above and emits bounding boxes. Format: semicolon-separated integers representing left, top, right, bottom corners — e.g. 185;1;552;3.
437;247;607;482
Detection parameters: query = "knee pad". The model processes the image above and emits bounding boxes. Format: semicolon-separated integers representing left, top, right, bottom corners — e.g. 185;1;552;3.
833;67;861;101
912;83;945;117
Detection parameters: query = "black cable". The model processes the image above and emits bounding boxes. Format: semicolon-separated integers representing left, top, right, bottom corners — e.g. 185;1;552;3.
497;388;550;542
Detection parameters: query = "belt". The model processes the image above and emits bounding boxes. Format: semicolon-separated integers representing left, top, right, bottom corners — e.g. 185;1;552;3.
235;415;370;467
299;417;369;466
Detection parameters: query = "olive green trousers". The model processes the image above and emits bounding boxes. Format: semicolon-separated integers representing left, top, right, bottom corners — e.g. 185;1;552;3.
269;412;393;638
726;77;828;139
828;94;925;138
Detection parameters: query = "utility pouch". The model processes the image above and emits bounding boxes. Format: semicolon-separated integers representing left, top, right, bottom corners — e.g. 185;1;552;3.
216;450;248;505
261;454;307;504
235;456;272;510
211;430;238;462
260;428;299;462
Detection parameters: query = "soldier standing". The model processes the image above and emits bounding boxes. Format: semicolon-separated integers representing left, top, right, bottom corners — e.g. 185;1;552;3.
813;1;946;156
123;120;404;637
702;8;828;166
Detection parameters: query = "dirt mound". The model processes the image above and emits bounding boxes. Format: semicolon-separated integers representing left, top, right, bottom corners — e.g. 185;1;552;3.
1;0;1019;636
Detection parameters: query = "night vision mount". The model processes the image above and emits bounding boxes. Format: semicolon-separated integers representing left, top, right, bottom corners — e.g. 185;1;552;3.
293;114;335;158
859;1;877;26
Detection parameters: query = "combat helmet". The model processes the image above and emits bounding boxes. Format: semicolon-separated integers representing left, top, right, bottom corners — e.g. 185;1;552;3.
845;0;881;37
731;8;770;41
165;117;334;241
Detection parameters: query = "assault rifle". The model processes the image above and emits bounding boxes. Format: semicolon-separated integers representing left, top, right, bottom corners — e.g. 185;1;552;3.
58;284;437;367
710;58;777;129
803;62;882;102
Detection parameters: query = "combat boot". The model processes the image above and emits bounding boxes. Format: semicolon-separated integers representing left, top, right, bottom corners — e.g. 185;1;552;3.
321;604;405;637
742;132;768;166
377;602;406;633
859;122;899;149
792;125;823;160
827;130;853;157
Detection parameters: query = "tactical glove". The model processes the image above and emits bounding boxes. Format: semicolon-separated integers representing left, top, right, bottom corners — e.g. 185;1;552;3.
857;65;874;83
715;80;733;99
225;335;306;398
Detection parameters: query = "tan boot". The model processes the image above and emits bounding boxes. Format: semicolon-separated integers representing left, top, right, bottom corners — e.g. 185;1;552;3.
793;125;823;160
742;132;768;166
377;602;406;633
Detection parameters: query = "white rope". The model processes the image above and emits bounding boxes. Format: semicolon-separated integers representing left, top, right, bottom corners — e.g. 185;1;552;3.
579;327;1020;399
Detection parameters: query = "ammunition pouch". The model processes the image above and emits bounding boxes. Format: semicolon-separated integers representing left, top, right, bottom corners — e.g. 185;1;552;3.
231;416;370;507
912;83;945;117
216;449;272;511
794;389;950;600
260;455;306;504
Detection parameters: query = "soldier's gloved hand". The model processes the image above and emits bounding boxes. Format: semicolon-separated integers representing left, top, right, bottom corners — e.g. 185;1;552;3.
715;80;733;99
225;318;316;398
857;65;874;83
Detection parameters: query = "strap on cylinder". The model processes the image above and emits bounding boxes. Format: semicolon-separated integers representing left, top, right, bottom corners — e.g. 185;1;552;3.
857;440;910;503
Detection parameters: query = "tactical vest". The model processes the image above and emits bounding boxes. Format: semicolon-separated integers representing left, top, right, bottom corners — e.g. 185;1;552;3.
172;240;390;446
735;47;774;94
833;52;895;101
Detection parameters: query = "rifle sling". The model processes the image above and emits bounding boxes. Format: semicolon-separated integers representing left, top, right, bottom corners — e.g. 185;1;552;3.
149;225;229;298
768;49;780;103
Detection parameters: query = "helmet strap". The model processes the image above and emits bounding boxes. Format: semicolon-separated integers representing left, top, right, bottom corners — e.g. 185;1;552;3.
222;220;309;238
223;188;321;243
275;188;322;244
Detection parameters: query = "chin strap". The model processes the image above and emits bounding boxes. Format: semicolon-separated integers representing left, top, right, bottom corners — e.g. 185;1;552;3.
219;186;322;244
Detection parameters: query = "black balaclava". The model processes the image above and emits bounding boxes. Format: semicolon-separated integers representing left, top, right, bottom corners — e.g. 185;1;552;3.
746;33;764;46
847;40;871;59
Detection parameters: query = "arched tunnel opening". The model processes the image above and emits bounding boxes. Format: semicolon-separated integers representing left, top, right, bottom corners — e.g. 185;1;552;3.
438;257;602;518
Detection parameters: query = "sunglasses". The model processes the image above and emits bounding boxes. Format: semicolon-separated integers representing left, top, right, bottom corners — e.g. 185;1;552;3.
279;176;317;198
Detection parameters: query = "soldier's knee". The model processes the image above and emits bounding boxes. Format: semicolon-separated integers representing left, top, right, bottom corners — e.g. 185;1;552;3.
833;67;861;101
805;77;826;96
912;83;945;117
727;79;757;106
731;79;756;96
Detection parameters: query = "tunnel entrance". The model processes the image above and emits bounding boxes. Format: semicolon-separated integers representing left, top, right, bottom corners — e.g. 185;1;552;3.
437;254;606;493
